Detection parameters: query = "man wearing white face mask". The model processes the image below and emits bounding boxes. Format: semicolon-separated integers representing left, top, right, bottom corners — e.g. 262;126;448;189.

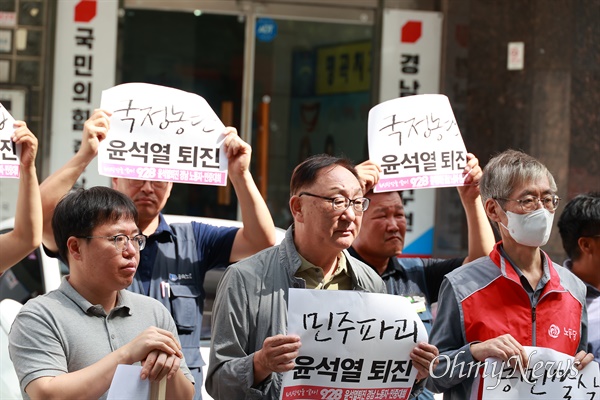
426;149;594;400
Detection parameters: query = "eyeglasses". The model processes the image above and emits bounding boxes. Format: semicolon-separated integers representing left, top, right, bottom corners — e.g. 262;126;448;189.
299;192;370;213
125;179;168;189
496;195;561;213
78;233;147;252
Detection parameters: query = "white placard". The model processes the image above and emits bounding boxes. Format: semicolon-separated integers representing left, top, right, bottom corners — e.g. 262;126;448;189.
0;102;20;179
106;364;150;400
482;346;600;399
368;94;468;192
281;289;428;400
49;0;117;189
99;83;228;186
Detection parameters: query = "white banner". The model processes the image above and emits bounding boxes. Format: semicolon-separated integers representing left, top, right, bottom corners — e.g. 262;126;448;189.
0;102;20;178
482;346;600;399
368;94;468;192
0;90;27;219
99;83;228;185
378;9;443;257
49;0;117;189
281;289;428;400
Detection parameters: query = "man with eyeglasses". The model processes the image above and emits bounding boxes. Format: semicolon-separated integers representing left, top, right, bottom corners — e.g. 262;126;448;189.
207;154;440;399
426;149;594;400
9;187;195;400
558;192;600;362
39;109;276;399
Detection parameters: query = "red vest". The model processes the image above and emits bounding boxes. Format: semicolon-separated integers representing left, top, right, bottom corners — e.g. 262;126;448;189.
462;244;582;356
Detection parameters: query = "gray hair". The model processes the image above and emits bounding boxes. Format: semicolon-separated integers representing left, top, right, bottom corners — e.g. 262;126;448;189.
480;149;557;202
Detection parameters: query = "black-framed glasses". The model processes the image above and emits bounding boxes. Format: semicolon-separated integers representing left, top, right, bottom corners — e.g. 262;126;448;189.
124;179;168;189
495;195;561;213
299;192;370;213
78;233;147;251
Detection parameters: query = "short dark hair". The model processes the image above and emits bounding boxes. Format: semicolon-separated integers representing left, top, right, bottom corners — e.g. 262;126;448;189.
558;192;600;260
290;154;359;196
52;186;139;264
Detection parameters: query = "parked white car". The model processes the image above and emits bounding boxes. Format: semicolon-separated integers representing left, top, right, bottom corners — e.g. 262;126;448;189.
0;215;286;400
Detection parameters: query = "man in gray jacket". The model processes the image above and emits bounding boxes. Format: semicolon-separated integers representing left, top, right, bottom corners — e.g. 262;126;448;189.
207;154;439;399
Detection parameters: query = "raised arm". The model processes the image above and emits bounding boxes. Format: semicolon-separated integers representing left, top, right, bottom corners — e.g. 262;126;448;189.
223;127;276;261
40;109;111;252
0;122;42;273
458;153;495;264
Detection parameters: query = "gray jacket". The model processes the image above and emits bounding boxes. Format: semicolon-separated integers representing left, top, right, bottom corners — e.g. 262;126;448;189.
206;226;386;399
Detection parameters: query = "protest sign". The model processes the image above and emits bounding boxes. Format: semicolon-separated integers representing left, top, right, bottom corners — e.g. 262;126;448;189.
0;102;20;179
281;289;428;400
368;94;468;192
99;83;228;186
482;346;600;399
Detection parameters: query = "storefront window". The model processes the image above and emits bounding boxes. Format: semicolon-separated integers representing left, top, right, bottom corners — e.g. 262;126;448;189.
252;19;373;227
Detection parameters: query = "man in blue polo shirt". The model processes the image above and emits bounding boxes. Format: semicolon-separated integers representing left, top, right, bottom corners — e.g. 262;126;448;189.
40;109;276;399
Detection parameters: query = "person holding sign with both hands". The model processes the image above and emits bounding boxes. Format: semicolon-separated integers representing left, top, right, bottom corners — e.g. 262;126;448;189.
39;108;276;399
427;150;594;399
207;154;439;399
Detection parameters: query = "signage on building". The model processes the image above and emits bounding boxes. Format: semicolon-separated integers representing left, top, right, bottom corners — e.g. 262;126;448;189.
49;0;118;189
378;9;443;256
256;18;277;42
507;42;525;70
316;41;372;95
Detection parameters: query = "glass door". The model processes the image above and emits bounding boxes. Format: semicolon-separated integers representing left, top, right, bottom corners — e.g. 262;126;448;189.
120;8;246;219
249;9;375;228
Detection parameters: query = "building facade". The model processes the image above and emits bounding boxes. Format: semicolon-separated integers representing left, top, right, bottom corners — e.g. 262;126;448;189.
0;0;598;261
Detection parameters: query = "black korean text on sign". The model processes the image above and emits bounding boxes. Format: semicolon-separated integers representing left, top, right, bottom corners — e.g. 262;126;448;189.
294;356;366;383
71;27;94;152
302;311;419;345
0;139;17;161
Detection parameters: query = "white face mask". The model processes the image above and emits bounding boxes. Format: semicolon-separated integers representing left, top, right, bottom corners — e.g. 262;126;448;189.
499;206;555;247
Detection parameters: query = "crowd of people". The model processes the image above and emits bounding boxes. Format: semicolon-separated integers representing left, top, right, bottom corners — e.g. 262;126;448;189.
1;113;598;400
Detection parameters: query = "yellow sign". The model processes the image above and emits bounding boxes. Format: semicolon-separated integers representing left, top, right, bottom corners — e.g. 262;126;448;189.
316;41;371;95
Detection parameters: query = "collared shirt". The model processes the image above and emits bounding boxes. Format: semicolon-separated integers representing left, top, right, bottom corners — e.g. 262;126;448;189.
8;277;193;400
295;252;352;290
499;246;551;305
